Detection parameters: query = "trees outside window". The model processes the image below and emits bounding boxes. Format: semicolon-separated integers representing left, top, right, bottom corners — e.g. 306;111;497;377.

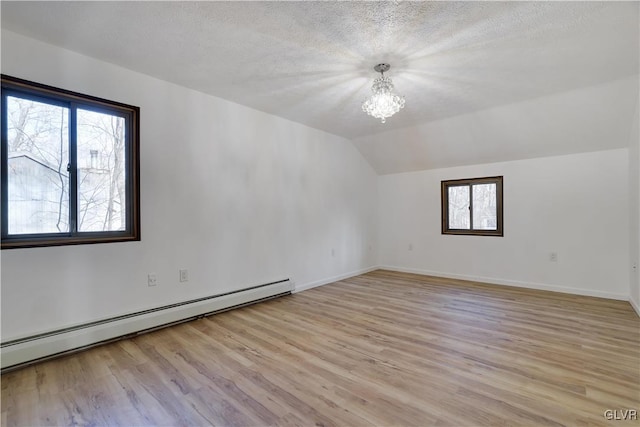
1;75;140;249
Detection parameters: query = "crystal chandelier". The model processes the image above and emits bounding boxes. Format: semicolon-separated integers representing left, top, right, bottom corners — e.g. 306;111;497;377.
362;63;405;123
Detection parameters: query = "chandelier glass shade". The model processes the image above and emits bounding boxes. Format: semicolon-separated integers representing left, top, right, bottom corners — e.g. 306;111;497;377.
362;63;405;123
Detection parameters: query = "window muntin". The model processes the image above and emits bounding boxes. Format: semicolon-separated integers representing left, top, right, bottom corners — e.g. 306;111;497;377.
441;176;503;236
1;75;140;248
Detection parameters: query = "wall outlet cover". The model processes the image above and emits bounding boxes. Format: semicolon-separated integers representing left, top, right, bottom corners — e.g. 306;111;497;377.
147;274;157;287
179;269;189;282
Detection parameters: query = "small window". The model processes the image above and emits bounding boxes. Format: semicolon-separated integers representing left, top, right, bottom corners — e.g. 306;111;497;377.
1;75;140;249
89;149;99;169
441;176;503;236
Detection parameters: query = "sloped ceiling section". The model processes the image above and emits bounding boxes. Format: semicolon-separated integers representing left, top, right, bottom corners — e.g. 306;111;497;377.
1;1;639;173
353;77;640;174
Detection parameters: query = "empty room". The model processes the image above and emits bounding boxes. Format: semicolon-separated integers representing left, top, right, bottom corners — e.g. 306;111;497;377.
1;1;639;426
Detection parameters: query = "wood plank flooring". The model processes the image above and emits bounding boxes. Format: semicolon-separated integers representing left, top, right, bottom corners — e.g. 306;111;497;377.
2;270;639;426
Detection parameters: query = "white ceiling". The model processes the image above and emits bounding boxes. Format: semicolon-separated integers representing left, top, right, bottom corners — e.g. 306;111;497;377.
2;1;639;172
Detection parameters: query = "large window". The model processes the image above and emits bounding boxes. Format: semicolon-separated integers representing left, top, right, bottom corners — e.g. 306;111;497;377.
441;176;503;236
1;75;140;249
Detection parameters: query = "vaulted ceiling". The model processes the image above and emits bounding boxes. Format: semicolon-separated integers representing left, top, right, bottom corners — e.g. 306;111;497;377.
2;1;639;173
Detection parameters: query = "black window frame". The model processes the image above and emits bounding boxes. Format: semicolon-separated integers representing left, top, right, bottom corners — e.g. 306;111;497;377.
1;75;140;249
441;176;503;236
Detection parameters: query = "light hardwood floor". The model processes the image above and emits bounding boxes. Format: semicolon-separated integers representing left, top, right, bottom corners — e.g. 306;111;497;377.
2;270;639;426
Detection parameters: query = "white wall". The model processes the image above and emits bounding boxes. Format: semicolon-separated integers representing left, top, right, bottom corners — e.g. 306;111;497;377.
629;95;640;313
2;28;637;343
378;149;630;299
0;30;378;340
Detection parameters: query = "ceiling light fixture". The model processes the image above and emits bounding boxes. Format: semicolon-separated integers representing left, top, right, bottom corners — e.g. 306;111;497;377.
362;63;405;123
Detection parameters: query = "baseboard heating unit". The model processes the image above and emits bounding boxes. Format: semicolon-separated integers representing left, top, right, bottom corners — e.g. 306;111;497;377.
1;279;292;372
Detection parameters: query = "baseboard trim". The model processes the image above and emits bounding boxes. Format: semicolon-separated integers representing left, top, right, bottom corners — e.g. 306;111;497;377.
293;266;378;293
378;265;629;301
629;296;640;317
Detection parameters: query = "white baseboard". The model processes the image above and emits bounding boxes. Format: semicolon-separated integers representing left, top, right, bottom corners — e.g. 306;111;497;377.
630;296;640;317
378;265;629;301
293;266;378;293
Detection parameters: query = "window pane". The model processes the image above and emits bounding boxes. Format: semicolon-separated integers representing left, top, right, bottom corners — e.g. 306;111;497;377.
472;183;497;230
6;96;69;234
448;185;470;229
77;109;126;232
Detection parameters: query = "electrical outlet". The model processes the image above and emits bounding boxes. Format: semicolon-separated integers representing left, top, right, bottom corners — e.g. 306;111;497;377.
408;243;413;251
549;252;558;262
179;269;189;282
147;274;157;287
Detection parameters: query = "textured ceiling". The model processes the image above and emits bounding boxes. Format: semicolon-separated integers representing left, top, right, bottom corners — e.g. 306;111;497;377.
2;1;639;174
2;1;638;140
